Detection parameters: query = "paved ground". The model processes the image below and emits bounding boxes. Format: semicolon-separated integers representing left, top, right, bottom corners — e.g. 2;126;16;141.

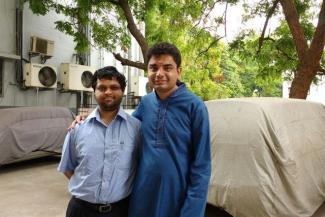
3;156;323;217
0;156;231;217
0;156;69;217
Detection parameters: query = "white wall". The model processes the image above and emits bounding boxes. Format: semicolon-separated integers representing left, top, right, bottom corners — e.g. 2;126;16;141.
0;1;145;109
0;1;16;54
90;22;145;95
0;1;76;108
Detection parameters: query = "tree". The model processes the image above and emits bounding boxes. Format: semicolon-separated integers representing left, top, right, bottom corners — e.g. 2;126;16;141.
280;0;325;99
240;0;325;99
26;0;235;100
25;0;219;70
25;0;148;69
227;33;283;97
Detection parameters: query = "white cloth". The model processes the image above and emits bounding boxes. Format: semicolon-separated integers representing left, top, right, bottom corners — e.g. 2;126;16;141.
206;97;325;217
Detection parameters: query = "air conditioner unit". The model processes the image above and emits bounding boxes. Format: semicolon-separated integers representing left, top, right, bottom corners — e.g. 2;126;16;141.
130;76;150;96
30;36;54;56
23;63;57;88
60;63;95;92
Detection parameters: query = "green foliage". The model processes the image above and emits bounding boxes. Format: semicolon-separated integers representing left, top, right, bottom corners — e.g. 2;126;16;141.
25;0;52;15
26;0;132;54
26;0;322;100
230;0;324;97
144;0;238;100
228;31;284;97
26;0;235;100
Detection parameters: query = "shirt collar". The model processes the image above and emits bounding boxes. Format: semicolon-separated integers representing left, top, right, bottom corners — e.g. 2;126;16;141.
155;81;187;100
86;107;128;122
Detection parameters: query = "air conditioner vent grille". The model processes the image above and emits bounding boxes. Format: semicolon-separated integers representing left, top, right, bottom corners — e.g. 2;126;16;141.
36;38;48;54
30;36;54;56
38;66;57;87
81;71;93;88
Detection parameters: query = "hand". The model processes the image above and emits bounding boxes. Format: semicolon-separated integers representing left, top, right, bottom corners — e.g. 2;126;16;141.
68;115;85;130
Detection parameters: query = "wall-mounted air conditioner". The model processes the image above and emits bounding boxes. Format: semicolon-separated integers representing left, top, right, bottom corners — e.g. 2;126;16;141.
130;76;150;96
60;63;95;92
23;63;57;88
30;36;55;56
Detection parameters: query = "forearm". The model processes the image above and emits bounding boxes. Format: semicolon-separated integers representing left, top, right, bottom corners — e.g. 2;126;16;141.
64;171;74;179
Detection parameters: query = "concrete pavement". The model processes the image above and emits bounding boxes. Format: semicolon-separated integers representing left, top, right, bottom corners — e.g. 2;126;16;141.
0;156;69;217
0;156;232;217
2;156;324;217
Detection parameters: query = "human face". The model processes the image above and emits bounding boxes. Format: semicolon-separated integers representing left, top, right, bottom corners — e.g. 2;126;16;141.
94;78;123;112
147;54;181;99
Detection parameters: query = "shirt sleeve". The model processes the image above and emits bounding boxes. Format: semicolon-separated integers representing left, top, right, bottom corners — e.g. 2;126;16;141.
180;103;211;217
132;100;143;121
57;130;78;173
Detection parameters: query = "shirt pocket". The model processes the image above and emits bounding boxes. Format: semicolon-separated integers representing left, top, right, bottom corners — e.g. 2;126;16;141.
116;140;136;170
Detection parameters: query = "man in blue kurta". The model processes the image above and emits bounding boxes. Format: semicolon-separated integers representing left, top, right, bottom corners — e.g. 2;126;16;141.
128;42;211;217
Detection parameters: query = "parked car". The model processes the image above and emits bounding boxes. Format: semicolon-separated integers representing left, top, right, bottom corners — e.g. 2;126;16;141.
0;106;73;165
206;98;325;217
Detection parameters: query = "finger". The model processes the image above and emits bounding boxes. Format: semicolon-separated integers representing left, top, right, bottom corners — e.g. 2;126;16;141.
68;120;77;130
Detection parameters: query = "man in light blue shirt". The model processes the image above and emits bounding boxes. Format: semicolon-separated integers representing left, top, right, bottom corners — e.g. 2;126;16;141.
58;66;140;217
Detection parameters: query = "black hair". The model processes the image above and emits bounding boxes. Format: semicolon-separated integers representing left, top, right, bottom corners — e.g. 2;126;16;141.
146;42;182;68
91;66;126;92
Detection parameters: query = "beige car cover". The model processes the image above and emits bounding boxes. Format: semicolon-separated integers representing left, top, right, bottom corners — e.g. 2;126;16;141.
206;98;325;217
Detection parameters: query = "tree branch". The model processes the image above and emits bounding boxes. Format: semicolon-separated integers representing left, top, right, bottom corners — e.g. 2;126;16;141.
117;0;148;63
308;0;325;67
279;0;309;62
317;67;325;75
190;0;222;34
195;36;223;62
113;52;146;70
258;0;280;53
224;3;228;38
262;37;296;61
108;0;119;5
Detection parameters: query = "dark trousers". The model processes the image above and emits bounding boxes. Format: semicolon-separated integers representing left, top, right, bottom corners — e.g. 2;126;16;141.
66;196;129;217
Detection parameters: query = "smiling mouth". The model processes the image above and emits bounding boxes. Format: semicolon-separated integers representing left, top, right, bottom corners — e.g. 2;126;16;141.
104;98;113;102
155;80;166;84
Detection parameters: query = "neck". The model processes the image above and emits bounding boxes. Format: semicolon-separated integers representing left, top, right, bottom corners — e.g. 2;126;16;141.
156;85;179;100
99;108;118;125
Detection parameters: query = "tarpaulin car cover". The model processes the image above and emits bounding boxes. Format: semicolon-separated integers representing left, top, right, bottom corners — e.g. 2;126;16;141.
206;98;325;217
0;107;73;165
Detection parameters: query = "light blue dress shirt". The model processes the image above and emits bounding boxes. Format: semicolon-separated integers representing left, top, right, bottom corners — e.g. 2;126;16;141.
58;107;141;204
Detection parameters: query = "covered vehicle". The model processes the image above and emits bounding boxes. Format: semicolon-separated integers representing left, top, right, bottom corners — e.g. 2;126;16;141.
0;106;73;165
206;98;325;217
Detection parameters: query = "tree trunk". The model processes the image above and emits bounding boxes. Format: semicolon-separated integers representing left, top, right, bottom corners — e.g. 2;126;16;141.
280;0;325;99
289;64;318;99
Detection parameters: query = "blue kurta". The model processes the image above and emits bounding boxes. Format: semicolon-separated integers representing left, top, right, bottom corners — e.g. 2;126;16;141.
129;83;211;217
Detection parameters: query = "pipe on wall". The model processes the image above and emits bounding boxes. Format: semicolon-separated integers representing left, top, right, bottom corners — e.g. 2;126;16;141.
15;0;24;89
0;59;3;97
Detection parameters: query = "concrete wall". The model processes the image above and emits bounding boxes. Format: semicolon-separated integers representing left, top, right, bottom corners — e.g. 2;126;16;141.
0;0;144;110
0;0;76;108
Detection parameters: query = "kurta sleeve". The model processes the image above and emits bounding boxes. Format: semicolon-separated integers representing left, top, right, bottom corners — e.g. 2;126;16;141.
57;130;78;173
132;100;144;121
180;103;211;217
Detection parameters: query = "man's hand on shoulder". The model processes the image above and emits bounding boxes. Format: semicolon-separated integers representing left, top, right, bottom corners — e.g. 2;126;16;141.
68;114;88;130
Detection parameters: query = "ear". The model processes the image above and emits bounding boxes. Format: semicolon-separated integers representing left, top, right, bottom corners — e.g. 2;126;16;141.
177;67;182;79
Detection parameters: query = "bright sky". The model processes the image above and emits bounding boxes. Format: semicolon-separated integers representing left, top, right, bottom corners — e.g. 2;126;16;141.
209;2;280;43
209;1;322;43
